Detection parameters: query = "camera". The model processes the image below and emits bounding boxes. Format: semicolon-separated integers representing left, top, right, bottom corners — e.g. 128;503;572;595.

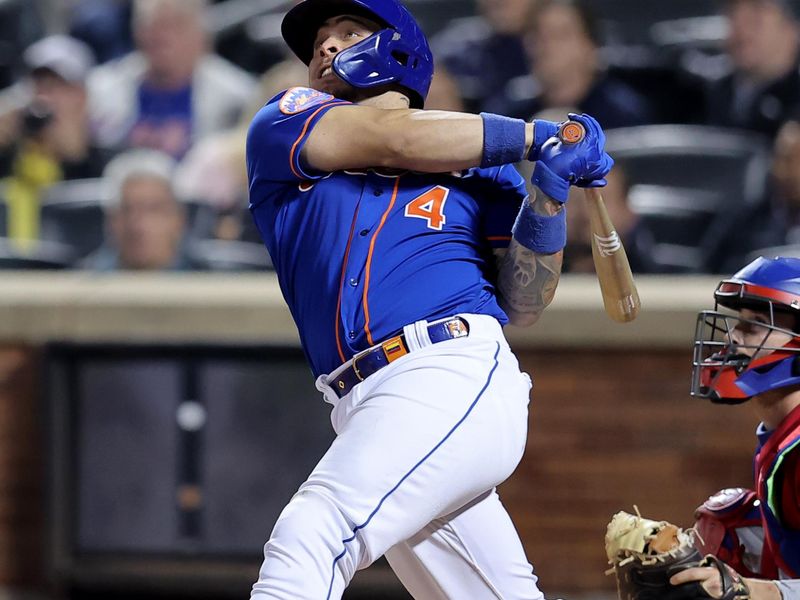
21;100;53;136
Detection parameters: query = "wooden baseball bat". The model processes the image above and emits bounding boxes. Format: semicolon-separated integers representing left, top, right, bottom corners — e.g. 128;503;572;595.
558;121;641;323
583;186;640;323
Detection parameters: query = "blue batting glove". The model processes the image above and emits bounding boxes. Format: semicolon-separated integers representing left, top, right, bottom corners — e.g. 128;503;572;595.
527;119;560;161
574;152;615;188
530;113;614;202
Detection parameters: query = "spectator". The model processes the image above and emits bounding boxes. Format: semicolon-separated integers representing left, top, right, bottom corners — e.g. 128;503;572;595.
172;57;309;241
431;0;533;113
704;113;799;272
740;114;800;254
69;0;134;64
85;149;203;270
704;0;800;138
772;115;800;240
563;165;658;274
1;35;112;249
87;0;257;159
485;0;655;128
174;128;249;240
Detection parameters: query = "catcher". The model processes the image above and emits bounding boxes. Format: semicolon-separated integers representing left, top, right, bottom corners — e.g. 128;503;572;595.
605;510;758;599
607;256;800;600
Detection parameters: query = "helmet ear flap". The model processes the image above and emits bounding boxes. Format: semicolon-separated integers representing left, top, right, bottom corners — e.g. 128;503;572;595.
332;28;430;107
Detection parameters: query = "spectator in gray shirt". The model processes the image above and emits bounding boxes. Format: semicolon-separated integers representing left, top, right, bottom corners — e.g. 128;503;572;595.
85;149;203;271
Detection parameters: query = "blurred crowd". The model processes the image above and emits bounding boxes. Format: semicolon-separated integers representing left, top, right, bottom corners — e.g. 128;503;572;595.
1;0;800;273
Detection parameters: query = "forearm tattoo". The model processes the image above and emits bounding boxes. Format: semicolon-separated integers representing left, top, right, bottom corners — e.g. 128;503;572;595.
495;194;563;322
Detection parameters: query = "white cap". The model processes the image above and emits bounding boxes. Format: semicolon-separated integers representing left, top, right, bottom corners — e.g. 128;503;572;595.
23;35;95;84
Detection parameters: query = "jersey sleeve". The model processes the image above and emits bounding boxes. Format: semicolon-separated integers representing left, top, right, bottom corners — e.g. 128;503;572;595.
246;87;350;183
480;164;528;249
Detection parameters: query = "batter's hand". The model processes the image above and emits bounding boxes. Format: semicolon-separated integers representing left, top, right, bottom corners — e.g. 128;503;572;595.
527;118;560;161
567;113;614;188
530;113;613;203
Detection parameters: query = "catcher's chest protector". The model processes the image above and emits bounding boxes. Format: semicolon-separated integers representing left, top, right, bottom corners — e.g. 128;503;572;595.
694;488;775;579
755;410;800;578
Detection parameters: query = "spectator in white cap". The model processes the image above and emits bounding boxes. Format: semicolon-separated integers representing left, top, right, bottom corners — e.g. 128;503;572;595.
87;0;257;159
24;34;96;85
0;34;114;249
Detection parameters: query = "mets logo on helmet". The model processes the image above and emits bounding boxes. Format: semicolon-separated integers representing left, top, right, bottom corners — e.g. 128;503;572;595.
279;87;335;115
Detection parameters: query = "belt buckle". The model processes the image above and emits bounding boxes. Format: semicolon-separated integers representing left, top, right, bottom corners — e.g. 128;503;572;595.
350;343;377;382
350;334;408;384
351;353;366;382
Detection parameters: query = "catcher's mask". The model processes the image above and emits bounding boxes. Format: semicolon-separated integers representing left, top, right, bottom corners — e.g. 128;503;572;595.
281;0;434;108
692;256;800;404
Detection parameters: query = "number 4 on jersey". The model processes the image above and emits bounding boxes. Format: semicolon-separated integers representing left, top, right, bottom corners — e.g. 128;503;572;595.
404;186;449;231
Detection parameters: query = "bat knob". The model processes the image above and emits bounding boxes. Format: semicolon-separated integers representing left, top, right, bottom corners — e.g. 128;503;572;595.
558;121;585;145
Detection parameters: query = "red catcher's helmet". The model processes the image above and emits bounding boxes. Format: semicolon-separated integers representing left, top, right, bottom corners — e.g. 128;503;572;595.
692;256;800;403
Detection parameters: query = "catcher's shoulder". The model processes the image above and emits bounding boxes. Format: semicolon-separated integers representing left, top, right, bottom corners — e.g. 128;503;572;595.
697;488;757;516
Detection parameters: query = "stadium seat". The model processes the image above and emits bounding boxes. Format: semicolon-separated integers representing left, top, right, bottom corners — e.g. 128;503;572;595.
39;178;107;260
746;244;800;263
402;0;476;37
597;1;723;124
604;125;771;273
189;239;273;272
591;0;719;45
39;179;225;260
0;237;76;269
649;15;727;52
185;199;220;240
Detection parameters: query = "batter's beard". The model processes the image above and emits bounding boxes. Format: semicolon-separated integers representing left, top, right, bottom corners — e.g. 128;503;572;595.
315;77;391;104
315;77;358;101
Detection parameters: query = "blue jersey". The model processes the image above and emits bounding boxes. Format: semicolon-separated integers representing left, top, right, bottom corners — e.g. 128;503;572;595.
246;87;528;377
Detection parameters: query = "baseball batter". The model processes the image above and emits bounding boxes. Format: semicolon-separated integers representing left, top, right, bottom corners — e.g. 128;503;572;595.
245;0;613;597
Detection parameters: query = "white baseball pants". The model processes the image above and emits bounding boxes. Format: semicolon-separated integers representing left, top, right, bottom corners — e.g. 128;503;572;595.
251;314;544;600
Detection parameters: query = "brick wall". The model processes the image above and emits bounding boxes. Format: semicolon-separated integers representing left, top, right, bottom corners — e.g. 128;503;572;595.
503;348;756;594
0;345;760;596
0;347;42;587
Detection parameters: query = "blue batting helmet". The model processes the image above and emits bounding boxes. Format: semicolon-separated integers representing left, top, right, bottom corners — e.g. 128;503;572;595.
692;256;800;403
281;0;434;108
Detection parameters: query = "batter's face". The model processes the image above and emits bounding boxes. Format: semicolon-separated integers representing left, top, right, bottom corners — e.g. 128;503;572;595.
308;15;381;98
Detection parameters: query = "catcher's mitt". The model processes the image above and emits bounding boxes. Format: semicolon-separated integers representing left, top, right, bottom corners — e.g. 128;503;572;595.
605;510;751;600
